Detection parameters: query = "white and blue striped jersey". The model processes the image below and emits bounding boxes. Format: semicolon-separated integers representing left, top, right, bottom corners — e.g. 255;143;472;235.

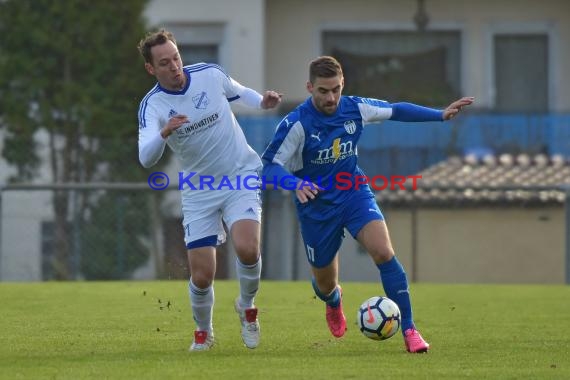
138;63;262;187
262;96;398;207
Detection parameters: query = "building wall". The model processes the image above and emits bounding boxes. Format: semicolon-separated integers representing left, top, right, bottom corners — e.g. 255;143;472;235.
333;206;566;284
415;207;565;283
0;129;57;282
145;0;570;111
265;0;570;111
145;0;266;103
336;207;415;284
0;191;53;281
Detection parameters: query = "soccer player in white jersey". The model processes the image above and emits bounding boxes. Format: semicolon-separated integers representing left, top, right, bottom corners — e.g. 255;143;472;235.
262;56;473;353
137;29;281;351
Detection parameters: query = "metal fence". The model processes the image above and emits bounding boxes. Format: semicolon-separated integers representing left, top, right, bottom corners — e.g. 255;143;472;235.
239;114;570;177
1;182;569;284
0;183;177;281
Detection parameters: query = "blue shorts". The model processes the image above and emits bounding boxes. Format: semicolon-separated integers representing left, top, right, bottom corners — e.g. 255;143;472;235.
298;190;384;268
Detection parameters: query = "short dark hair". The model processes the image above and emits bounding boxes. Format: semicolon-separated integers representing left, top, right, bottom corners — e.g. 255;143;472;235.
309;56;343;83
137;29;177;64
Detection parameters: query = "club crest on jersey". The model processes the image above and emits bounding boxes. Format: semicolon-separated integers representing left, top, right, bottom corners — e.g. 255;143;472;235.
344;120;357;134
192;91;209;109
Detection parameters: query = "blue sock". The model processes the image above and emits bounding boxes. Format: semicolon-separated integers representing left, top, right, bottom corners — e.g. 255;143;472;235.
311;277;340;307
377;256;414;333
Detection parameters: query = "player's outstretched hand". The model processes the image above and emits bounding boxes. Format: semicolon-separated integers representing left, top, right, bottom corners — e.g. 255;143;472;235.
296;181;322;203
443;96;474;120
261;91;283;109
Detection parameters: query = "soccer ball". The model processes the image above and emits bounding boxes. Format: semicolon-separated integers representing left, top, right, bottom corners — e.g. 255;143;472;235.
357;296;401;340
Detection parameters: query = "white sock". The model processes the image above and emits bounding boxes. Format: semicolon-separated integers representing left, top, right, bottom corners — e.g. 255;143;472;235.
236;257;262;308
189;280;214;332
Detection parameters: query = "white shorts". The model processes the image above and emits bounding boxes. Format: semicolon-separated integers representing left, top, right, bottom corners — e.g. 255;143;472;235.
181;185;262;247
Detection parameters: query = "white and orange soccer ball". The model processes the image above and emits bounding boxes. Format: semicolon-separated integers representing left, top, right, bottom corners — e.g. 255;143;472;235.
356;296;401;340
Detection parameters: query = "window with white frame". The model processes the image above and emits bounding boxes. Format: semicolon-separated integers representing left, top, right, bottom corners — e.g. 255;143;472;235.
322;31;461;107
164;23;224;65
494;34;548;113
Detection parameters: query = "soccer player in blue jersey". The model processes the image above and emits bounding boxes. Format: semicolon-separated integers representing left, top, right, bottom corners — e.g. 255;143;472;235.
262;56;473;353
137;30;281;351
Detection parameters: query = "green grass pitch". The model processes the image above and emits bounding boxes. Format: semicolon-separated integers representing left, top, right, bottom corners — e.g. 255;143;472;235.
0;281;568;379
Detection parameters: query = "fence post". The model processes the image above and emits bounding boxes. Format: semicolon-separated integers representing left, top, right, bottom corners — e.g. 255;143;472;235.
148;192;165;279
565;186;570;285
411;206;418;283
71;189;82;280
116;194;126;278
0;188;3;281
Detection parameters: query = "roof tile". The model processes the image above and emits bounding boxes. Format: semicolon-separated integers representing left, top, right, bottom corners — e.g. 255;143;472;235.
376;154;570;206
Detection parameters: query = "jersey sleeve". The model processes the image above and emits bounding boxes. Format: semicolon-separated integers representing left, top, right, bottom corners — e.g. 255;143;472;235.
261;115;305;173
209;65;258;106
355;96;444;124
353;96;394;124
202;63;265;108
222;74;263;108
229;86;263;109
389;102;444;121
138;101;167;168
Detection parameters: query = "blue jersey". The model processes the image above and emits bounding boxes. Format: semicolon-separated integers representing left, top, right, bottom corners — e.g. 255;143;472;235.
262;95;394;218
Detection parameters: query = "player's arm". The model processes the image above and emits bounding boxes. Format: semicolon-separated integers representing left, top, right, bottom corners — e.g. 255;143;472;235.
261;117;320;203
261;118;301;190
261;160;300;190
390;102;444;122
355;97;438;123
356;96;474;124
138;104;186;168
218;66;282;110
261;116;302;190
234;86;282;110
390;97;474;122
262;160;320;203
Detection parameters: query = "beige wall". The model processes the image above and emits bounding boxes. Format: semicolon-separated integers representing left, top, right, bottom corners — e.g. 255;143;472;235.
146;0;267;103
263;200;566;284
263;199;567;284
265;0;570;111
415;207;565;283
373;206;566;284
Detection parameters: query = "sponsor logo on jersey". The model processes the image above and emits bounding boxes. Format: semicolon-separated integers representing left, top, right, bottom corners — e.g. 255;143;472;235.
168;109;178;118
175;113;219;136
311;138;355;164
192;91;209;109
